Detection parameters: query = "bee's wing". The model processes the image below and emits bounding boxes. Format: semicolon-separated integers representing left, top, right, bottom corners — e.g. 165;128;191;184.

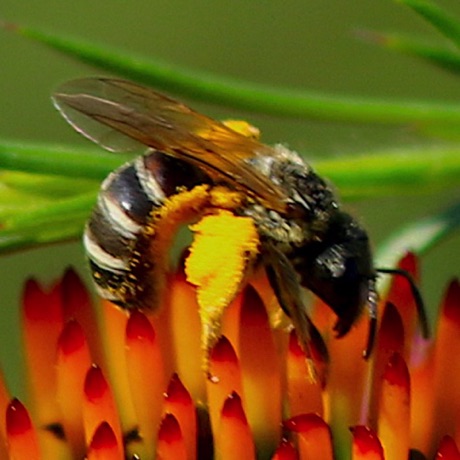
53;77;287;211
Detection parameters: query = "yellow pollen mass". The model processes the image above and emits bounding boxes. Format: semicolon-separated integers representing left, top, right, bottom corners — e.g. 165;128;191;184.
185;210;260;353
222;119;260;139
209;186;244;209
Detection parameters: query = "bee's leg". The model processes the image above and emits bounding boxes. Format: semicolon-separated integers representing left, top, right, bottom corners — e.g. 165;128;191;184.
264;244;328;383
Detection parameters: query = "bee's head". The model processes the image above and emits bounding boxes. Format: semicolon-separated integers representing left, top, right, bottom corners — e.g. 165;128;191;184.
296;211;376;338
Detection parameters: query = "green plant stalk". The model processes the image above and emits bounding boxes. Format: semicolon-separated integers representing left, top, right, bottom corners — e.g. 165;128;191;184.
370;31;460;74
3;191;96;228
397;0;460;49
315;146;460;195
8;23;460;125
0;170;98;197
0;141;131;179
0;219;85;253
1;140;459;200
0;191;97;253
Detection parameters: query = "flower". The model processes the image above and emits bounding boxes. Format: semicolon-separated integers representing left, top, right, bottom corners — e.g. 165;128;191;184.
0;239;458;459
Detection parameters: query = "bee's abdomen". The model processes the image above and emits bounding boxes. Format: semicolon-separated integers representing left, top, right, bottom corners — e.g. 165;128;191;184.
84;150;208;308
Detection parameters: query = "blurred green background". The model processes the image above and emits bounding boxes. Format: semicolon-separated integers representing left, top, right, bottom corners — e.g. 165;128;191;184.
0;0;459;397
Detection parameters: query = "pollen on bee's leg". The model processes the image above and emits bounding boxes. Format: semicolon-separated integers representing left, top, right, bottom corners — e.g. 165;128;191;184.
125;310;166;458
185;209;260;376
86;421;123;460
163;374;196;460
56;319;92;456
284;413;334;460
238;286;282;458
215;392;255;460
222;119;260;139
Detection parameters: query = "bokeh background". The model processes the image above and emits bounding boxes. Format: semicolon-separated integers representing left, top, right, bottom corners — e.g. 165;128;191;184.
0;0;459;398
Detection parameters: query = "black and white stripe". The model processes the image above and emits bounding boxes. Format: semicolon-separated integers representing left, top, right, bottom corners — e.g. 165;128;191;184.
83;150;209;309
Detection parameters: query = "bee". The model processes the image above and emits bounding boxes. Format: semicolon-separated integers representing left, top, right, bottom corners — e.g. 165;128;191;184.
52;77;428;361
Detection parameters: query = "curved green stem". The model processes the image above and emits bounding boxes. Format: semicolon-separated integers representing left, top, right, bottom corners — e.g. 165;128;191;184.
7;23;460;125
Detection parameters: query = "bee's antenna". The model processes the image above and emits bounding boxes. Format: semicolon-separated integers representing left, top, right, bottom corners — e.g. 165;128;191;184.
376;267;430;339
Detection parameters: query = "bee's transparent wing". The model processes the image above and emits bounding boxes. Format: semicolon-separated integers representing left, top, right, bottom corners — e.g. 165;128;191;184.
53;77;287;211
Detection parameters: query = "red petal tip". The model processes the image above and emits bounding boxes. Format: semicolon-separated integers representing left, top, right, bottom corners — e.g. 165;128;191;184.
58;319;86;355
6;399;32;436
383;352;410;389
84;366;108;400
351;426;384;456
241;285;266;325
379;302;405;351
61;269;93;320
397;252;418;277
284;413;328;433
165;373;192;405
221;392;247;422
210;336;238;364
272;439;298;460
436;435;460;459
89;422;118;450
126;310;156;343
62;267;88;297
443;279;460;323
23;278;60;321
158;414;182;443
62;266;80;284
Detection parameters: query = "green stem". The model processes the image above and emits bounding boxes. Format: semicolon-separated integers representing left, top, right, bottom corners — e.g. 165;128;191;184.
8;23;460;125
315;146;460;199
0;141;130;179
1;141;459;201
397;0;460;49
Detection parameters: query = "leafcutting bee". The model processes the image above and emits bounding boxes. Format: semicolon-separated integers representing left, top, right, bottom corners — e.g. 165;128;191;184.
52;77;428;360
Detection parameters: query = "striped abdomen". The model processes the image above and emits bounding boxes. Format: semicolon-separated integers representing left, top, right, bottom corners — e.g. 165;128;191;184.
84;150;209;309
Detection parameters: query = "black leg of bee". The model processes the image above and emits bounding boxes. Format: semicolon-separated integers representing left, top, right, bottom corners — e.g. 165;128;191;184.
363;310;378;360
376;267;430;339
362;277;379;359
264;244;329;367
